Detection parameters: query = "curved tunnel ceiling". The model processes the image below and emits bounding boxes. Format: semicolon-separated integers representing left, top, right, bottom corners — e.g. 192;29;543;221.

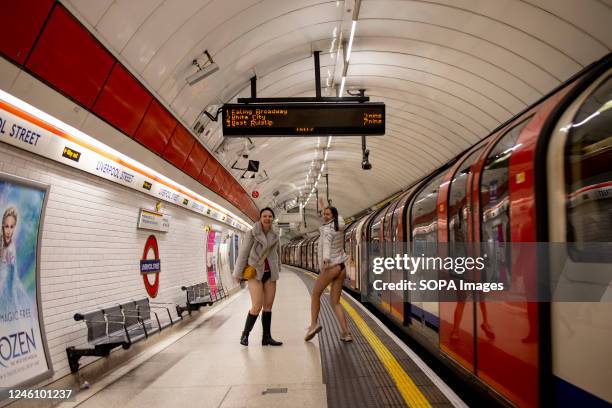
63;0;612;227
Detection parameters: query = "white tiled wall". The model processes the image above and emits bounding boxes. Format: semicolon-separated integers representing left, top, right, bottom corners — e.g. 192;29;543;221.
0;140;237;381
0;56;247;383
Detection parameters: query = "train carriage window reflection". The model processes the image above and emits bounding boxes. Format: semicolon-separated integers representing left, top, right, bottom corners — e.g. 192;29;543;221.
369;210;385;300
565;75;612;262
391;200;402;258
480;119;529;285
370;210;384;262
449;148;483;253
411;174;444;257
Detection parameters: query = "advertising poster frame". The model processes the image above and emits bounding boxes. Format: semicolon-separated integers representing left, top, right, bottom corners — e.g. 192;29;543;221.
0;172;52;399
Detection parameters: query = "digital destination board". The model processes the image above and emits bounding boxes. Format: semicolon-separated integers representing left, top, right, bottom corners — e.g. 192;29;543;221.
222;102;385;137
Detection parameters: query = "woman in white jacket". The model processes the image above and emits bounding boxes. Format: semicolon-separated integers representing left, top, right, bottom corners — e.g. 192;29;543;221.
305;206;352;342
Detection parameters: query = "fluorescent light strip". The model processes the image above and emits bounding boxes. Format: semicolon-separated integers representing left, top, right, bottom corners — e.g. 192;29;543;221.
346;20;357;62
320;162;325;172
0;90;251;229
339;76;346;96
324;150;329;161
327;136;332;148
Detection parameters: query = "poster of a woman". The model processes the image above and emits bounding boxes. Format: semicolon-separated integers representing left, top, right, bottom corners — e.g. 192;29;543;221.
0;173;52;395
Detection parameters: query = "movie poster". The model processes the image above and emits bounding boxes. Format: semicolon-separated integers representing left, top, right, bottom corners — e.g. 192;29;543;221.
0;173;51;393
206;230;220;298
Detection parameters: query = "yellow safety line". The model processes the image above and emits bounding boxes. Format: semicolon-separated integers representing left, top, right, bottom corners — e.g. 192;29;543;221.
340;298;432;408
303;270;432;408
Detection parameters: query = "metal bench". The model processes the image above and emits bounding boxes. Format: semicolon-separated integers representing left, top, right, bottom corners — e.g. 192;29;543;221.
66;298;178;373
176;282;227;316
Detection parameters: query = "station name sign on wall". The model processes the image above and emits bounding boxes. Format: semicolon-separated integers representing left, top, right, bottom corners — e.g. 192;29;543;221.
222;103;385;137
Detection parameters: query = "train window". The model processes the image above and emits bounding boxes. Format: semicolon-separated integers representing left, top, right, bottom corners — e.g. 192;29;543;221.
391;198;404;257
480;119;529;284
370;210;384;259
565;75;612;262
448;148;483;246
411;173;444;256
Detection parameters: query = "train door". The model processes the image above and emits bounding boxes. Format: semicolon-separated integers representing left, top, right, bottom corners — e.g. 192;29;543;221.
345;223;358;290
379;205;393;313
547;70;612;406
475;117;538;407
386;199;404;323
439;147;485;372
368;209;386;307
395;190;414;326
354;216;367;292
301;241;307;268
410;173;444;335
360;212;377;298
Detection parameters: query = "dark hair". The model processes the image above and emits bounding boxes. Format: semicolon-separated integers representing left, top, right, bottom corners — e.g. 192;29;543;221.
326;206;339;231
260;207;275;219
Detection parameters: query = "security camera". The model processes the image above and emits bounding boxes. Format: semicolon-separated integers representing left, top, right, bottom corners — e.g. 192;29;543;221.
362;149;372;170
186;62;219;86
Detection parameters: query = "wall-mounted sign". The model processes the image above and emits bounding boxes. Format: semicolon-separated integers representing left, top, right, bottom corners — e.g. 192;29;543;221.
137;208;170;232
252;190;259;198
141;235;160;298
0;92;249;232
222;102;385;137
0;173;52;396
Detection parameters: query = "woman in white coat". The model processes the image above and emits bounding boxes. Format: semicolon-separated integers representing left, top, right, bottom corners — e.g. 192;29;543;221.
305;206;352;342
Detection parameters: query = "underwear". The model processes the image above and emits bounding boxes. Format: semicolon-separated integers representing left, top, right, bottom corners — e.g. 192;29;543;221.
261;271;271;283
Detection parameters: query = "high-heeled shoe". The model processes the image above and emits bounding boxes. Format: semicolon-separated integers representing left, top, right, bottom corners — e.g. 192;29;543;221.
340;332;353;342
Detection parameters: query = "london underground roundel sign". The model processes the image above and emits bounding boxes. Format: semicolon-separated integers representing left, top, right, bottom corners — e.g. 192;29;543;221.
252;190;259;198
140;235;161;297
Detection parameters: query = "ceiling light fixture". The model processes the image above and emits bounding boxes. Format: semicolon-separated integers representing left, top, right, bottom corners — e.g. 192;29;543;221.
345;20;357;62
339;76;346;96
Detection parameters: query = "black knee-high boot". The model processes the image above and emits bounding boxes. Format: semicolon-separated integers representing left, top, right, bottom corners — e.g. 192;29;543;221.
261;311;283;346
240;312;258;346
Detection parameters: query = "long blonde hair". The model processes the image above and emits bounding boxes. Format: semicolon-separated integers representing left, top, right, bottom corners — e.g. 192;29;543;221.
1;206;18;247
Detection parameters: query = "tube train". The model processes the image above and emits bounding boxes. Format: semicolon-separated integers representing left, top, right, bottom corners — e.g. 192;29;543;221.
282;54;612;408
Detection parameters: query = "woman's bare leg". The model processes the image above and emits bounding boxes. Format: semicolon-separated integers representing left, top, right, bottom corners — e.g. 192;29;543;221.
248;279;264;315
262;280;277;312
309;268;336;329
330;267;349;335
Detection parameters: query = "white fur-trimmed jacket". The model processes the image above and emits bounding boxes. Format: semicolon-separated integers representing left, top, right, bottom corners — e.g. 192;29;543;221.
318;218;348;272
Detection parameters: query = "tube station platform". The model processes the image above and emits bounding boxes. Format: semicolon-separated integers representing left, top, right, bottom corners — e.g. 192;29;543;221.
58;267;465;408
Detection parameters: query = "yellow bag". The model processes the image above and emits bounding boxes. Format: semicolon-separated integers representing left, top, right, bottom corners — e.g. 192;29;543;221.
242;265;256;280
